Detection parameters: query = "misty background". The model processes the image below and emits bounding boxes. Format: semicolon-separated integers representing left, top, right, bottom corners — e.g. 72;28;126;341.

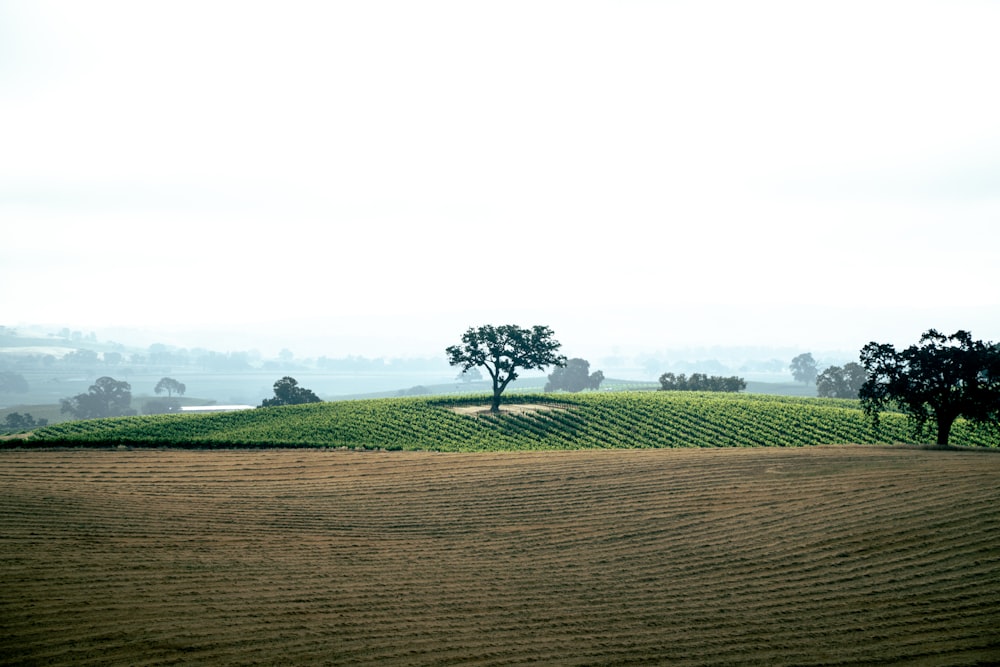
3;2;998;389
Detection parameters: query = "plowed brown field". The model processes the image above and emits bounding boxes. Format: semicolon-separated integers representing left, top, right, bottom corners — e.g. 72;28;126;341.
2;447;999;666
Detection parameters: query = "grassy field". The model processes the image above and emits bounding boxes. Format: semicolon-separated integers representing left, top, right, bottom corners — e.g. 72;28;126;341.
14;391;997;449
2;447;999;665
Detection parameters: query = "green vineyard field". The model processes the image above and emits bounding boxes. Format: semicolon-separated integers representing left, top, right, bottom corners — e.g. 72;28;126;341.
12;391;997;450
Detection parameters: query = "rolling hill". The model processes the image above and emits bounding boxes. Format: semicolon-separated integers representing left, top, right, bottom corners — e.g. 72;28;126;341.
11;391;997;450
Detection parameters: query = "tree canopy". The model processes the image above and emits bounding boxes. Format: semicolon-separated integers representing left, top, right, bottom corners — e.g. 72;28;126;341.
658;372;746;392
446;324;566;413
259;376;322;408
60;376;135;420
816;362;867;399
790;353;818;385
155;377;186;397
859;329;1000;446
545;358;604;393
3;412;46;431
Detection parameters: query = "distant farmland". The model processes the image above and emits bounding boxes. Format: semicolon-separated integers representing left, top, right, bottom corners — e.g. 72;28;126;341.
2;447;999;665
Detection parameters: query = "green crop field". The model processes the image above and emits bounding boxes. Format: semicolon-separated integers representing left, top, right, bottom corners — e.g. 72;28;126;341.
11;391;997;450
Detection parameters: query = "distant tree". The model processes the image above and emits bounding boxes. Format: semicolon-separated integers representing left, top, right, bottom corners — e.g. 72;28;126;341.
154;377;186;398
446;324;566;413
859;329;1000;446
545;358;604;393
790;353;818;385
659;372;746;392
0;372;30;394
103;351;123;365
458;367;483;383
816;362;867;399
259;376;322;408
60;376;135;420
4;412;46;430
5;412;34;430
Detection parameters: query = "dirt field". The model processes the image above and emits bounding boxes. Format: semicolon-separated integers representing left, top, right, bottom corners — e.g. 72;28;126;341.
2;446;999;666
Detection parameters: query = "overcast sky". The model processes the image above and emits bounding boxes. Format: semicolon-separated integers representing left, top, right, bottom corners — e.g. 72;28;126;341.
2;1;998;360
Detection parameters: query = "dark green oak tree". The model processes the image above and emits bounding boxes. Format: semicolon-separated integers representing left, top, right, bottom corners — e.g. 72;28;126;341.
447;324;566;413
859;329;1000;446
259;376;322;408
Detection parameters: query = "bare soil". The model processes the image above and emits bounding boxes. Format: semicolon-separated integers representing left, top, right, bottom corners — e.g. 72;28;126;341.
449;402;565;416
2;446;999;666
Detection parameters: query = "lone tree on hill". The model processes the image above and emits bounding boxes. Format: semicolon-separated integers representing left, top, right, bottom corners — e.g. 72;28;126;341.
545;358;604;393
60;376;135;420
859;329;1000;446
446;324;566;413
259;376;322;408
790;353;818;385
154;377;186;398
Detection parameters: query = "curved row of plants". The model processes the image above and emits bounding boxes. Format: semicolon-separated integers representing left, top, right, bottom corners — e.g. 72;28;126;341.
9;391;996;451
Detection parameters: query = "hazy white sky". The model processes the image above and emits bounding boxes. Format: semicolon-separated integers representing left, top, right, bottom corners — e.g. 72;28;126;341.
2;1;998;360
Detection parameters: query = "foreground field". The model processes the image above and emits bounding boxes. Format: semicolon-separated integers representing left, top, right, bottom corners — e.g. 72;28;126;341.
2;447;999;665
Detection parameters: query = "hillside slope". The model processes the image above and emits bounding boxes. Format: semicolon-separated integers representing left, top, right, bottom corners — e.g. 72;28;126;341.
17;392;997;449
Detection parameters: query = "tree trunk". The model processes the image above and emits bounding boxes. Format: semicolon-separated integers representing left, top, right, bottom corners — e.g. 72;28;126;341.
490;392;501;414
936;415;955;446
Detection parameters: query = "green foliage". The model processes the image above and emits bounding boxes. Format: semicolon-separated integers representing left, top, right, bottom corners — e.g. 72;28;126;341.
21;391;996;450
545;358;604;393
860;329;1000;446
259;376;322;408
59;376;135;420
3;412;46;431
658;372;746;392
816;362;867;399
446;324;567;412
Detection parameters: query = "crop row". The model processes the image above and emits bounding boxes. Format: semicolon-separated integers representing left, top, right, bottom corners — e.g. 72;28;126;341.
17;391;997;450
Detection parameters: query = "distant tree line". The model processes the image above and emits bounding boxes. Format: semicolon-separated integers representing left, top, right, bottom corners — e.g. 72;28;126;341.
3;412;47;431
658;373;746;392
